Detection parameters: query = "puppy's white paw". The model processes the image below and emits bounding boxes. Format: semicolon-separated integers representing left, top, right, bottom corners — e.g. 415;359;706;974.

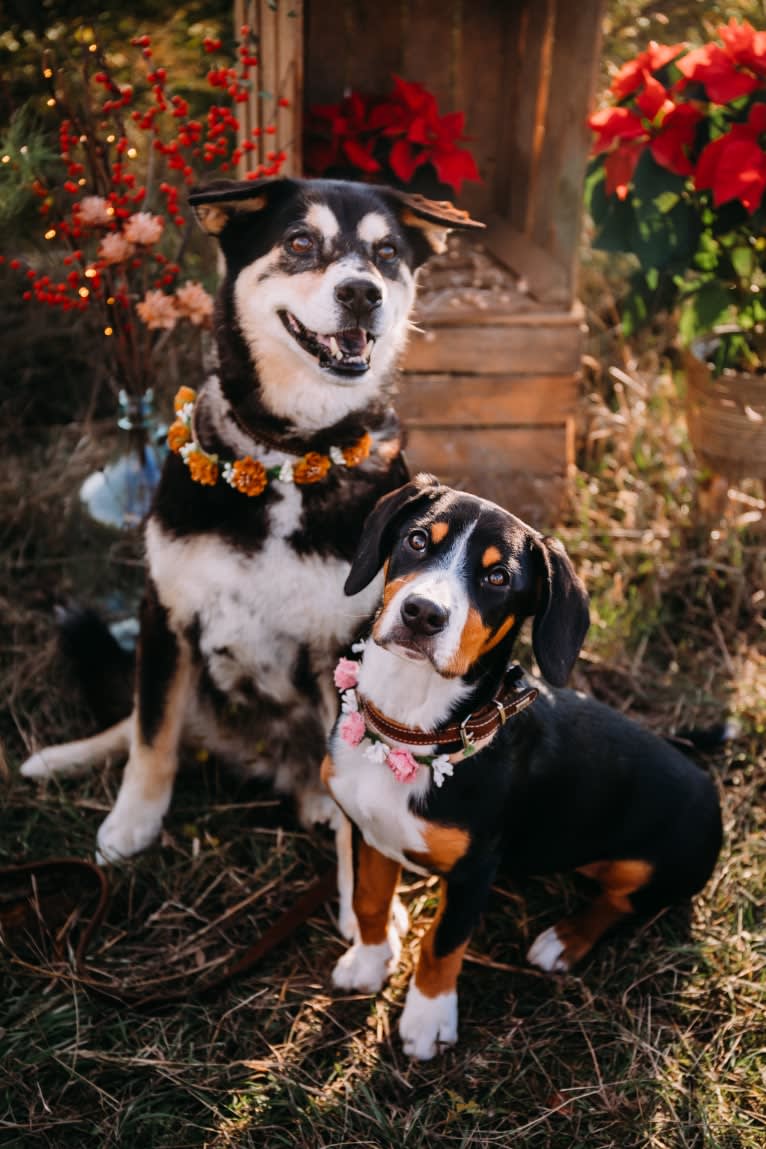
332;929;401;994
399;983;458;1060
20;747;89;780
338;904;359;943
527;925;570;973
96;801;164;863
391;896;410;937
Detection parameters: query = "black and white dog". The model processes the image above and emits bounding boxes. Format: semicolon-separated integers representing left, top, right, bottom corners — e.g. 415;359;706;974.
21;178;483;865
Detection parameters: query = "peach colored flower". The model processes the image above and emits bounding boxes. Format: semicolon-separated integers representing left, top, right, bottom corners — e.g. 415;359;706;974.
334;658;359;691
186;450;219;486
343;432;372;468
98;231;134;264
124;211;164;245
175;281;214;327
136;289;177;330
77;195;113;227
387;748;419;783
292;451;331;485
174;386;197;411
227;456;268;497
340;712;366;747
167;419;191;454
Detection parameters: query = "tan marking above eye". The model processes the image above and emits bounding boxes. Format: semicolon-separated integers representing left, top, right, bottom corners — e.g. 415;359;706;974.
482;546;502;568
430;522;449;544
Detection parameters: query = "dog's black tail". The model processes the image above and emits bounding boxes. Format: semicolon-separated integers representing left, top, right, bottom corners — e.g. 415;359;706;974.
57;606;135;727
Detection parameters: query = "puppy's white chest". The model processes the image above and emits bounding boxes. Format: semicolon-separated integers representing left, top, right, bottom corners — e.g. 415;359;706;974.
328;738;431;872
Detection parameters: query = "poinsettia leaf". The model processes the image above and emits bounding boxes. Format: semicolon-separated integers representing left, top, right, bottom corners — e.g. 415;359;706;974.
388;138;422;184
632;150;685;206
678;282;735;346
731;245;755;278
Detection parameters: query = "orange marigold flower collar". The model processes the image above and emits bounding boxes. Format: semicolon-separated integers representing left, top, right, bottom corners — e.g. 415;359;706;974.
168;387;373;496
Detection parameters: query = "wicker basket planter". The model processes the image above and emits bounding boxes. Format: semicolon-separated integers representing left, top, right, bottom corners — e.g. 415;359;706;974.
685;351;766;479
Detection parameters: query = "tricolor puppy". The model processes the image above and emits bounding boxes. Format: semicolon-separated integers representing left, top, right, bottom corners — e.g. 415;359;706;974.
20;179;483;865
323;476;722;1060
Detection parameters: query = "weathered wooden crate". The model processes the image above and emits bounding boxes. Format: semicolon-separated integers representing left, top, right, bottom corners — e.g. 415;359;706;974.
235;0;603;525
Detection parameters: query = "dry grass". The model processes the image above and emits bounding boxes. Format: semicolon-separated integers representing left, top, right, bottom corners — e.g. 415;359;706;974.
1;299;765;1147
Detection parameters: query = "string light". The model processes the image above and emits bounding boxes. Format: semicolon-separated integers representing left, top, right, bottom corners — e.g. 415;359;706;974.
106;134;115;143
89;43;98;53
46;98;56;107
84;267;97;278
44;228;56;240
106;296;115;305
104;326;113;335
127;147;137;158
1;155;10;164
78;287;90;298
43;67;53;78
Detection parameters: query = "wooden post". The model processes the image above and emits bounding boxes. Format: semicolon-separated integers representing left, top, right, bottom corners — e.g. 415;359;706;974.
234;0;304;177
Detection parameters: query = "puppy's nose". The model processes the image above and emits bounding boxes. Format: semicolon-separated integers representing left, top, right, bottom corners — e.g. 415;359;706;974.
401;595;449;636
335;278;382;323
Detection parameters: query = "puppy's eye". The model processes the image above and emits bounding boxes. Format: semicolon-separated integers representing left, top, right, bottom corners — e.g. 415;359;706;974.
376;242;398;262
288;233;315;255
485;567;510;588
407;529;428;552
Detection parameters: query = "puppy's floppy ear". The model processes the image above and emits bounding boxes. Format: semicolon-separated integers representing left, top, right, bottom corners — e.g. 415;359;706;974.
531;536;589;687
383;189;485;255
188;177;295;235
344;474;441;597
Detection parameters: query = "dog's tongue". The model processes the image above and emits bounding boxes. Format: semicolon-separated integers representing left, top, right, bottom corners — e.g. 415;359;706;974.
337;328;367;357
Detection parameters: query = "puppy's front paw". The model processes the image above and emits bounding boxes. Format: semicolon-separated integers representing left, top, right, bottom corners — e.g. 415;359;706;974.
527;925;571;973
399;983;458;1060
96;802;164;863
332;930;401;994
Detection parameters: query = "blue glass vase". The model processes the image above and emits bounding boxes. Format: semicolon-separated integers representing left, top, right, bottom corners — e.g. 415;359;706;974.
80;389;163;529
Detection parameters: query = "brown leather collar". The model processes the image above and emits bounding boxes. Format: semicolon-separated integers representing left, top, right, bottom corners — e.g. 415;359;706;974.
358;665;538;758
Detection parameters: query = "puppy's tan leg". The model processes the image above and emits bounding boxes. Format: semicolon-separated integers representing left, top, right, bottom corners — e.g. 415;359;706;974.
96;587;193;862
20;717;131;780
399;880;466;1060
332;837;401;993
527;859;654;972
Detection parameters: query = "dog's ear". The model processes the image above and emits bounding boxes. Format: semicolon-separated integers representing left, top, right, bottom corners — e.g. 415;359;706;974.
344;474;442;597
188;177;295;235
384;189;485;255
531;536;589;687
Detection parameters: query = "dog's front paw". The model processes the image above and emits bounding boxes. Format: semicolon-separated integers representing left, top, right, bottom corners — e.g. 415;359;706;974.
21;745;88;780
332;930;401;994
399;983;458;1060
527;925;572;973
96;802;164;863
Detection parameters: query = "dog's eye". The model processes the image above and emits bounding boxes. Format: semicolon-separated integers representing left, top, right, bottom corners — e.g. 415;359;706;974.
288;233;315;255
485;567;510;588
407;529;428;553
376;242;398;263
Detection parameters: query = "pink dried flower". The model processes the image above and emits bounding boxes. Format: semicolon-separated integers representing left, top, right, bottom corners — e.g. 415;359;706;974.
340;711;366;747
136;289;178;330
98;231;134;264
334;657;360;691
77;195;113;227
386;747;419;783
124;211;164;245
174;281;214;326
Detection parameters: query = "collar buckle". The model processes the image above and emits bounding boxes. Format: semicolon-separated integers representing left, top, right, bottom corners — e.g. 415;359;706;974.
494;698;511;725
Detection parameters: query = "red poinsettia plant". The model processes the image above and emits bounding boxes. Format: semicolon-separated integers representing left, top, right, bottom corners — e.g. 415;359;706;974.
1;26;287;398
305;74;479;196
586;19;766;374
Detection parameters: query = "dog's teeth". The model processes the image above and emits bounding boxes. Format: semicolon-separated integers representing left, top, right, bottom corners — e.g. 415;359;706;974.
329;335;342;359
362;340;373;362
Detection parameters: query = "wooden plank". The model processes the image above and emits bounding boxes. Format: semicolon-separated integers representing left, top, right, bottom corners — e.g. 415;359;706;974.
397;373;580;424
531;0;604;275
401;0;457;114
303;0;344;104
483;213;570;308
344;0;406;95
456;0;505;220
413;299;585;328
403;321;582;375
403;424;571;525
237;0;304;177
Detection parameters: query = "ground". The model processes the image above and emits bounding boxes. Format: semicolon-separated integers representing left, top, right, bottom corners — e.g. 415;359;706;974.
1;303;765;1147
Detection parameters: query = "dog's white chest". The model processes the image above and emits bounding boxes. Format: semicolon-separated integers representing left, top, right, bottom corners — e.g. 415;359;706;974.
145;500;380;706
328;738;431;872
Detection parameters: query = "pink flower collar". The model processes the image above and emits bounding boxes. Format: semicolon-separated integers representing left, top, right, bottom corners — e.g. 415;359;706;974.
333;648;456;787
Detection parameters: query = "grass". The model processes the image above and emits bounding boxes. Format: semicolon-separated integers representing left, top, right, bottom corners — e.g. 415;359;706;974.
1;297;765;1147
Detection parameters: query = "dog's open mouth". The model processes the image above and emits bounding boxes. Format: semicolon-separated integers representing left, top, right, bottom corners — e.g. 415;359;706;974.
279;311;375;376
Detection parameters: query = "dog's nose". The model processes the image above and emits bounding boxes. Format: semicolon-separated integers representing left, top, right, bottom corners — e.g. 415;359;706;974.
335;278;382;322
401;595;449;636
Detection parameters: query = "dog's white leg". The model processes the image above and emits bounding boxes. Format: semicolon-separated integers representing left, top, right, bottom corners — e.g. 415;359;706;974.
399;982;459;1061
96;601;193;863
20;717;132;780
334;812;358;941
332;839;402;993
